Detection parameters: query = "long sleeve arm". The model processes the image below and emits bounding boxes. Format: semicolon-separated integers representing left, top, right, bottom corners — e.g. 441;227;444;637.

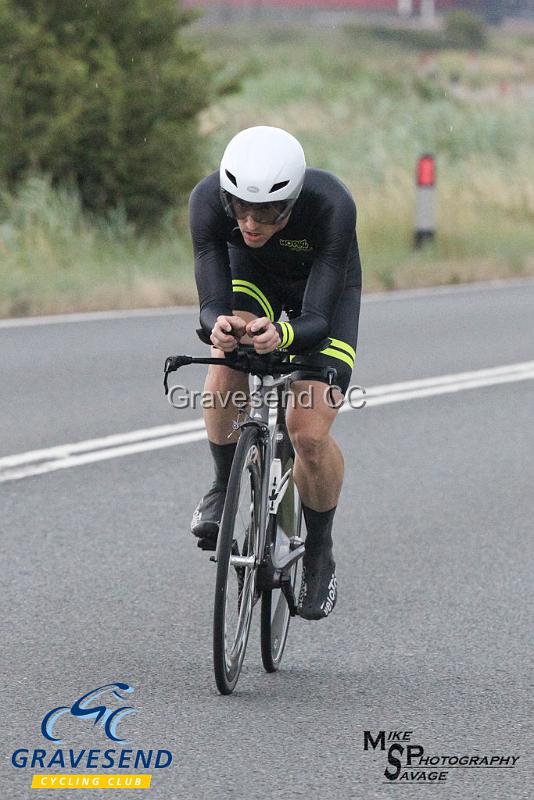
190;177;234;337
274;194;361;352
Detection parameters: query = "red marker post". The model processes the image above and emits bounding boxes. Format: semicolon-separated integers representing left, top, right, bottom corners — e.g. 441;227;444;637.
414;154;436;249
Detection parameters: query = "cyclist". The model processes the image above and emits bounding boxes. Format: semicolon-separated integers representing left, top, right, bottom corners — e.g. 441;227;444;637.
189;126;362;620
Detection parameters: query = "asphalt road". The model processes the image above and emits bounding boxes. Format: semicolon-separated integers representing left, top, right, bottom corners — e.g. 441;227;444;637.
2;280;533;800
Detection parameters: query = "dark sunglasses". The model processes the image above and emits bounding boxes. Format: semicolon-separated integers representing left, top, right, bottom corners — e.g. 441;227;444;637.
220;190;292;225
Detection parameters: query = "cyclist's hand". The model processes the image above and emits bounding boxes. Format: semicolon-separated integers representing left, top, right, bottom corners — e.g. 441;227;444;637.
211;315;246;351
246;318;281;354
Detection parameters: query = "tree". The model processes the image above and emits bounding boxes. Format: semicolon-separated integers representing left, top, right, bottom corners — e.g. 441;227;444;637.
0;0;215;223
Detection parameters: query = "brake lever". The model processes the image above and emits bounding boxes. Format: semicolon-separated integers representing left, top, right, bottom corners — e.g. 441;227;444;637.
163;355;193;394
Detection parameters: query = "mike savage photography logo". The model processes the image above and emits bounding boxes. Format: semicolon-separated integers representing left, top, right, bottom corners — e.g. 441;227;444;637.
11;682;173;790
363;729;520;785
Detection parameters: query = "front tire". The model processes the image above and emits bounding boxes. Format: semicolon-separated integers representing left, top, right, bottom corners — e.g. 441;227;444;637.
213;426;263;695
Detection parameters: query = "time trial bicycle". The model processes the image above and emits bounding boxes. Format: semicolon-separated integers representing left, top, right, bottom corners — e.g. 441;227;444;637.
164;334;336;695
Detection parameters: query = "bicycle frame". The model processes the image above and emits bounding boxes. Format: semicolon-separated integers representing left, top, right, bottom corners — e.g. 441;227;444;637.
216;372;306;580
163;341;336;579
164;341;338;689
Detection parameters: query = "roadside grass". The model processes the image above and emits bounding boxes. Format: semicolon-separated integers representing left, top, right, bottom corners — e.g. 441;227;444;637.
197;22;534;290
1;22;534;316
0;178;196;317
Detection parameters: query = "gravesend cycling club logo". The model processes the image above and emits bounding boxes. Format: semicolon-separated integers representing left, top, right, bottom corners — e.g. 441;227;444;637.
363;729;520;785
42;682;136;744
10;681;173;791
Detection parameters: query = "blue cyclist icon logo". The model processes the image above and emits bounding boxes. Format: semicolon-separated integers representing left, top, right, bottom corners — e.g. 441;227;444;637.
41;683;136;744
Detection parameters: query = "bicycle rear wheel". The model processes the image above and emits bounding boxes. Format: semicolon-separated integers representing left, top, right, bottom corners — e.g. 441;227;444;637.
261;476;302;673
213;425;263;695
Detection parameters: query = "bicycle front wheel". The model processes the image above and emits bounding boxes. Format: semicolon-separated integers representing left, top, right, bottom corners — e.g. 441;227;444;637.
213;426;263;695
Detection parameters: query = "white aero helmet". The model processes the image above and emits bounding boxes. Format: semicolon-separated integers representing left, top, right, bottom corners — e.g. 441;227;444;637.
220;126;306;224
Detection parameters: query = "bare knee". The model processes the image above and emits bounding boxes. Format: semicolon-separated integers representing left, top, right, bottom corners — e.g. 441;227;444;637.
289;425;329;469
206;362;247;393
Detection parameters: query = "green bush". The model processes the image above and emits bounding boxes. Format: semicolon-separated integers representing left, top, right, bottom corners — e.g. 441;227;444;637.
348;24;447;51
347;18;487;52
0;0;215;224
445;11;488;49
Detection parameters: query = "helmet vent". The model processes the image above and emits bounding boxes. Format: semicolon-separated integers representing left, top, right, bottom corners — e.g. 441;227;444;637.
269;180;289;193
225;170;238;187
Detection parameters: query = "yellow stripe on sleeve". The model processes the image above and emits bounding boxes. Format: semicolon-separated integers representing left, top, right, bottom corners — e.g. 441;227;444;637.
277;321;295;349
232;279;274;321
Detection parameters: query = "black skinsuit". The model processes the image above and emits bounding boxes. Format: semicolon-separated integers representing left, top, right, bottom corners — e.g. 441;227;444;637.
190;168;362;393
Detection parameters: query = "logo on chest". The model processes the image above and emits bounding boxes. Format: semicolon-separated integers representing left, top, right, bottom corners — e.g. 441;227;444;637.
279;238;313;252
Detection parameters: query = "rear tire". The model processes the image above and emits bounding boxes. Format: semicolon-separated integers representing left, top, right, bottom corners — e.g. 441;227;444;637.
213;426;263;695
261;482;302;673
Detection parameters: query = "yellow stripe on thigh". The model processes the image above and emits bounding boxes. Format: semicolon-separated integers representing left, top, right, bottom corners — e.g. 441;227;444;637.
319;346;354;369
328;337;356;362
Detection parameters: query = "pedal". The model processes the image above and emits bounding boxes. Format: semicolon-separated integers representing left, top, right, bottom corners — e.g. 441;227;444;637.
289;536;304;551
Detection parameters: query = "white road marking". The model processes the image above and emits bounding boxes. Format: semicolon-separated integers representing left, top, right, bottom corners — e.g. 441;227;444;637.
0;306;197;328
0;429;208;483
1;277;533;328
363;276;534;303
360;367;534;408
0;419;206;469
2;361;533;484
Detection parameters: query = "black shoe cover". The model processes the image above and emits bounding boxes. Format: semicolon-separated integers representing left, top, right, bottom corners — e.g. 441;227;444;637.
190;486;226;546
297;549;337;620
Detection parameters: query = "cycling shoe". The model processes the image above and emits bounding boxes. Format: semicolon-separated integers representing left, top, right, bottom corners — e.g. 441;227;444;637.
190;487;226;548
297;549;337;620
